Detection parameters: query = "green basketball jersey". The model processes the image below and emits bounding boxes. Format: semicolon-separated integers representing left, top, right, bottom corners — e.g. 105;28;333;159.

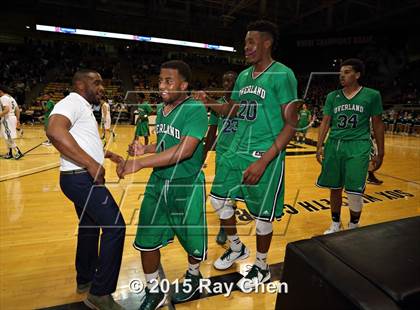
154;97;208;179
298;109;311;127
323;87;383;140
138;101;152;121
208;97;238;154
45;99;55;118
229;61;297;158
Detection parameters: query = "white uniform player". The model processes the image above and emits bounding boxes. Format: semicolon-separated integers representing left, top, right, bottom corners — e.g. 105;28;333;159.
0;87;23;159
101;101;111;130
101;100;112;144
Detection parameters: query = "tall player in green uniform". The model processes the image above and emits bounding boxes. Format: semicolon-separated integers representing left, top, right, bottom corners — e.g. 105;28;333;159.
316;58;385;234
135;93;152;145
296;103;311;143
204;71;238;246
117;60;208;308
43;91;55;146
195;20;299;291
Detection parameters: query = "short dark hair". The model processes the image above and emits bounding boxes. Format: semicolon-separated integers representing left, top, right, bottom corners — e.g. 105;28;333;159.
138;93;145;99
341;58;365;77
247;20;279;50
0;85;10;93
161;60;192;83
224;71;238;79
72;69;99;85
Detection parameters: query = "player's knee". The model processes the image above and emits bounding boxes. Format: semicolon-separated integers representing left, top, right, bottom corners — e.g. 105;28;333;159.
348;193;363;212
210;196;234;220
255;219;273;236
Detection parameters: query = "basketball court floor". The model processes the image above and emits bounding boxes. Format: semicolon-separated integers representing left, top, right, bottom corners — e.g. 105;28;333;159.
1;124;419;309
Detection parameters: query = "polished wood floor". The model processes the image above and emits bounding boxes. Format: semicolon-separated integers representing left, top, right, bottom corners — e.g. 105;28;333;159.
1;125;419;309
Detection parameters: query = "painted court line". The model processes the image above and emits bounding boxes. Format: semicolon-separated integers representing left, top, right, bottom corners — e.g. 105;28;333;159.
0;162;60;182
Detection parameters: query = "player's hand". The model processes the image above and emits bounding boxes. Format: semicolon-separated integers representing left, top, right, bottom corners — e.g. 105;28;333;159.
116;159;142;179
370;154;384;171
128;140;146;156
108;152;124;164
316;147;324;164
16;120;21;129
243;159;267;185
87;162;106;185
192;90;209;106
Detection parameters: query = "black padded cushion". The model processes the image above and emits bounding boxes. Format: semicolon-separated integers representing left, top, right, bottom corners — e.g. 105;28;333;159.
279;239;400;309
314;216;420;309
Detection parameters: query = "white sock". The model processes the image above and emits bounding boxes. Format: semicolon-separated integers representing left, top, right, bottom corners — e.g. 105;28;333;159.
188;262;200;276
145;270;159;289
228;234;242;252
255;251;268;270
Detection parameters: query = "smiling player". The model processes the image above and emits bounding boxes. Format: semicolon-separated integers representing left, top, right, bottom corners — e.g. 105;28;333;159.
118;60;209;308
195;20;299;291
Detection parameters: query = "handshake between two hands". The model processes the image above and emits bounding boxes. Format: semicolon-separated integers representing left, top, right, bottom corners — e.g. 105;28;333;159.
90;141;146;184
115;140;147;179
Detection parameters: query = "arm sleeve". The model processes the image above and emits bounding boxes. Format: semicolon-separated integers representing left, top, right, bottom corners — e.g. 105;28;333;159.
276;69;298;105
181;104;209;140
323;93;334;116
370;91;384;116
49;100;79;125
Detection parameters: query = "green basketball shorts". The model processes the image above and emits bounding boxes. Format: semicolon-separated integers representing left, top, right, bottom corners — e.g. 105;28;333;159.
210;152;285;222
317;138;371;195
134;171;207;261
135;121;150;137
